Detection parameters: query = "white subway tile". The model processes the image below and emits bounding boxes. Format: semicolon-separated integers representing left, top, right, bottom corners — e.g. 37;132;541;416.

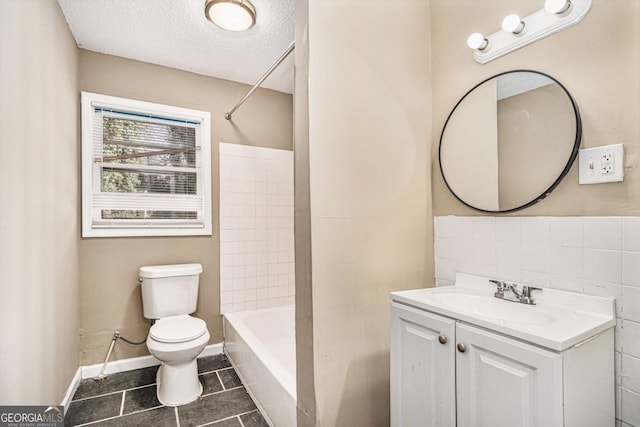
454;239;474;263
474;240;496;267
584;217;622;250
495;266;522;282
622;251;640;287
521;270;550;287
617;352;622;386
623;217;640;252
549;246;583;278
496;242;521;269
473;217;496;241
522;244;549;273
495;217;521;243
623;320;640;358
454;217;474;240
549;217;583;247
622;354;640;394
521;217;550;246
549;275;583;293
436;238;454;260
435;259;455;282
623;286;640;322
583;249;622;284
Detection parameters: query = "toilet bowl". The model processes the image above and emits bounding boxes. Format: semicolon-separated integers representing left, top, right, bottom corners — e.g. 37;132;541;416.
139;263;209;407
146;314;210;406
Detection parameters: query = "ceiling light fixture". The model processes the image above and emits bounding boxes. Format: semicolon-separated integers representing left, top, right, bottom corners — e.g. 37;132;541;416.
205;0;256;32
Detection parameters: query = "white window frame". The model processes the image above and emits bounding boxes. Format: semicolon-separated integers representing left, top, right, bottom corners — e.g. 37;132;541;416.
81;92;212;237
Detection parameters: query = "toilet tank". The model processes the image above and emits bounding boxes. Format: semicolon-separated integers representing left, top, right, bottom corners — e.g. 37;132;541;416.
139;263;203;319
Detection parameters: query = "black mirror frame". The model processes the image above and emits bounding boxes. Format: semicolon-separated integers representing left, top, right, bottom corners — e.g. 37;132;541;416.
438;69;582;214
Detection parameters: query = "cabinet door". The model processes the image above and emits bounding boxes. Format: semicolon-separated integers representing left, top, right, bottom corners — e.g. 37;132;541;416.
455;323;563;427
390;302;456;427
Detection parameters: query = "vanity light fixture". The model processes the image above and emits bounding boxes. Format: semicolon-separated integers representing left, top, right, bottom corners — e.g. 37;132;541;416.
502;14;525;35
467;0;591;64
205;0;256;32
545;0;572;14
467;33;489;51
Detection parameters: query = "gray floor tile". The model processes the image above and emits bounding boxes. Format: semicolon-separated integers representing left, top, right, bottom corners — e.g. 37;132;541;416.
200;371;224;395
90;406;177;427
197;354;231;373
73;365;158;400
177;388;256;427
218;368;242;389
64;392;123;426
240;411;269;427
122;384;162;414
208;417;242;427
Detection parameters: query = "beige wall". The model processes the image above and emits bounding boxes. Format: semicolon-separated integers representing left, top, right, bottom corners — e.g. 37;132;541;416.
497;83;576;209
0;0;80;404
299;0;433;425
431;0;640;216
294;0;316;425
441;80;499;211
78;51;293;364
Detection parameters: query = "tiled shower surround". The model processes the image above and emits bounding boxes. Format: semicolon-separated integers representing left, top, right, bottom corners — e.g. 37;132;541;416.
219;143;295;315
434;215;640;426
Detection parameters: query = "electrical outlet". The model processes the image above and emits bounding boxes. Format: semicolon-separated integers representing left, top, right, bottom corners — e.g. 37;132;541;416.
579;144;624;184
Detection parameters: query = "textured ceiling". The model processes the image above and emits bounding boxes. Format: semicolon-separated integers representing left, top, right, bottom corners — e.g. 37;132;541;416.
57;0;294;94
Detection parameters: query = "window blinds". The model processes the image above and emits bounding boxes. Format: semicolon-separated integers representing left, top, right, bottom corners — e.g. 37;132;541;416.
82;92;211;237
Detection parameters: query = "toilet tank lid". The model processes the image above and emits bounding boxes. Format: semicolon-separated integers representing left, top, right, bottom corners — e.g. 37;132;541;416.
139;263;202;278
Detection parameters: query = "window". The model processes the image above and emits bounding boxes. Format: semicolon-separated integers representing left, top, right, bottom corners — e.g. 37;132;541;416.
81;92;212;237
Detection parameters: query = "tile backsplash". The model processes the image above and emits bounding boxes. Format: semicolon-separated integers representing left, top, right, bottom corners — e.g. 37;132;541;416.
434;215;640;426
219;143;295;315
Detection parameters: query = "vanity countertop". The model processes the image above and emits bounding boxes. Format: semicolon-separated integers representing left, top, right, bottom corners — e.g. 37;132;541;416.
391;273;615;351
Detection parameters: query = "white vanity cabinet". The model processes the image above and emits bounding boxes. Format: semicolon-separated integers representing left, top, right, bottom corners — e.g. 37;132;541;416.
390;275;615;427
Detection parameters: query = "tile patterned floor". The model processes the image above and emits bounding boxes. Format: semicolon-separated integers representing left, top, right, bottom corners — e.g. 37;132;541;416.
64;354;269;427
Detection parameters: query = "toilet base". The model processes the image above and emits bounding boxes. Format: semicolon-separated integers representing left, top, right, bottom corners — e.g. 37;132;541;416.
156;360;203;407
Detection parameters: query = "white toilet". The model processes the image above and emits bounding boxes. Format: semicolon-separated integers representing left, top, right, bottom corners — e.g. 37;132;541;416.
139;263;210;407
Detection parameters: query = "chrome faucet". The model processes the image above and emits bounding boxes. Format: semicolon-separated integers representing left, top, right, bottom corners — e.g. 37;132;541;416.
489;279;509;298
489;280;542;305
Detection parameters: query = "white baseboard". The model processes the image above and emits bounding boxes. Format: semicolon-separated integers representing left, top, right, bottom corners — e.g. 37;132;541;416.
60;342;224;411
61;367;82;415
80;342;224;379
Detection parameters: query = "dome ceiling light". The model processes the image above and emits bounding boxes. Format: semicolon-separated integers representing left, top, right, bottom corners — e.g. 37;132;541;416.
205;0;256;32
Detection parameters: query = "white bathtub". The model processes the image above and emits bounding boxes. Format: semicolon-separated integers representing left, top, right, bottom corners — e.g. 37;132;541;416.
224;305;296;427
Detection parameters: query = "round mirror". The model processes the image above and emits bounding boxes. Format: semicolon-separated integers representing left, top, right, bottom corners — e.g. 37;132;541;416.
439;70;581;213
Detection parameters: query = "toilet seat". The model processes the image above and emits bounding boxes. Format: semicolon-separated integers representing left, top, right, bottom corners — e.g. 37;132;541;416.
150;315;207;343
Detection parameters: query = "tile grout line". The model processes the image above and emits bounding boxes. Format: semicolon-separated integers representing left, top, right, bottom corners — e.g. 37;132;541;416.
238;415;246;427
71;381;157;403
119;391;126;416
200;385;244;399
175;406;181;427
71;402;165;427
215;370;225;390
195;410;258;427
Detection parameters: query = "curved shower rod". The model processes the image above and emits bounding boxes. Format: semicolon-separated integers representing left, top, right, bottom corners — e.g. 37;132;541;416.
225;41;295;120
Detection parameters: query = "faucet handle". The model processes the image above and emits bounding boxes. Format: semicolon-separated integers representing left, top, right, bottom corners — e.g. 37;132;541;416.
489;279;509;291
522;286;542;297
519;286;542;304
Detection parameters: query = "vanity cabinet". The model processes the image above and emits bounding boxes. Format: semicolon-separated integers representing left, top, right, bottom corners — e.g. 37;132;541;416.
390;301;613;427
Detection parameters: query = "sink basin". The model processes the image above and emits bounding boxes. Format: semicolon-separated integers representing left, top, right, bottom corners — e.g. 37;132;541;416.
428;292;557;325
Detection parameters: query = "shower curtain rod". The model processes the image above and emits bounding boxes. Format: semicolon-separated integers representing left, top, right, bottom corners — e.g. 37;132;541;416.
225;41;295;121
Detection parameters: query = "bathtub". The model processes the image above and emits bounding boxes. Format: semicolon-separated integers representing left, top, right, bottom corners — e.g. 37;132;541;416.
224;305;296;427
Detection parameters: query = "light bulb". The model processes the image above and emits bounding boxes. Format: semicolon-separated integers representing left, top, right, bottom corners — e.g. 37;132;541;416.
545;0;571;14
502;14;525;34
467;33;489;51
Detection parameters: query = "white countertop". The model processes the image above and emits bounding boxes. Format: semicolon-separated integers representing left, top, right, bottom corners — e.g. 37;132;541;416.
391;273;615;351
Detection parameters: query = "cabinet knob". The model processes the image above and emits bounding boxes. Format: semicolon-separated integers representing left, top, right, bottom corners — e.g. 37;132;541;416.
438;335;447;344
457;343;466;353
